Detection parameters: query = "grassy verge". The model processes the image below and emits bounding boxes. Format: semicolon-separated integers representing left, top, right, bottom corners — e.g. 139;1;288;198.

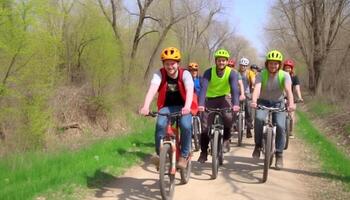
0;118;155;200
296;111;350;189
307;100;338;117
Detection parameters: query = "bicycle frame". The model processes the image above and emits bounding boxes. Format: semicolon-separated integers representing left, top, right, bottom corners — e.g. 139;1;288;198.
153;112;182;175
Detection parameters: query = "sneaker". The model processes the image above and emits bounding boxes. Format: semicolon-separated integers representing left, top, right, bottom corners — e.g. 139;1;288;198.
197;152;208;163
246;129;252;138
177;156;188;169
223;140;231;153
252;146;261;158
275;152;283;170
151;155;160;170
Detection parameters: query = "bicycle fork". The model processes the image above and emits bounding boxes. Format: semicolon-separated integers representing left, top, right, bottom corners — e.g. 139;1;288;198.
160;139;177;175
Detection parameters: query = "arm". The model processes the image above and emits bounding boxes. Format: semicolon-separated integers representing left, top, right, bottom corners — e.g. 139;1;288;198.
294;85;303;101
284;74;295;111
250;83;261;108
199;70;210;108
140;84;159;115
182;71;194;113
229;71;240;108
238;80;245;100
139;71;161;115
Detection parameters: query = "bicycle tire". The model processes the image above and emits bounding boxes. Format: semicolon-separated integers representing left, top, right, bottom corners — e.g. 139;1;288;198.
180;156;192;184
284;116;291;150
218;132;224;166
238;112;243;146
192;117;200;151
263;128;272;183
159;144;175;200
211;130;220;179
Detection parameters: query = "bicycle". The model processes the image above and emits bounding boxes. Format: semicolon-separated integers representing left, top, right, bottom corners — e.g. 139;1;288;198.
256;105;286;183
148;111;192;200
236;100;246;146
284;99;303;150
192;115;201;151
205;107;232;179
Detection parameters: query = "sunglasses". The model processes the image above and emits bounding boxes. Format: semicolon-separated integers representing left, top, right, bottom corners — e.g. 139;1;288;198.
190;69;198;71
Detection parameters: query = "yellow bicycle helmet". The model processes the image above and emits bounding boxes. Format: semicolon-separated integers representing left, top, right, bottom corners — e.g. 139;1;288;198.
161;47;181;61
188;62;199;70
214;49;230;59
266;50;283;62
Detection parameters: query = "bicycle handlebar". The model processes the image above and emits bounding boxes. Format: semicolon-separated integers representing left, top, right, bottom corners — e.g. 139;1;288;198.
147;111;182;118
257;105;287;112
204;107;232;113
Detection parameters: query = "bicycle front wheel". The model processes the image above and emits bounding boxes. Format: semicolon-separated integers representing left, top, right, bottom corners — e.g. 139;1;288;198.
263;128;273;183
159;143;175;200
211;130;220;179
238;112;244;146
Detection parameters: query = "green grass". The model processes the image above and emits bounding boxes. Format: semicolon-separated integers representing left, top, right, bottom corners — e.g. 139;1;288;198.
308;100;338;117
296;111;350;189
0;118;155;200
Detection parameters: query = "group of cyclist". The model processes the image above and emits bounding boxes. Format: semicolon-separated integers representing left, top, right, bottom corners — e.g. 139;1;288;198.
139;46;303;171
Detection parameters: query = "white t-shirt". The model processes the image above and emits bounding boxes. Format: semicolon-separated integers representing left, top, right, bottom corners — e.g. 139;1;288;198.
151;69;194;89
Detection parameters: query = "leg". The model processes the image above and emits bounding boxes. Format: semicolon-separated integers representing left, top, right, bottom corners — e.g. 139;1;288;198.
254;109;268;148
155;107;170;155
273;111;287;153
180;113;193;158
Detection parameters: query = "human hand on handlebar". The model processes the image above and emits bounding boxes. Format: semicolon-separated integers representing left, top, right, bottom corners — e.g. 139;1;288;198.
182;107;191;115
139;106;150;116
232;105;240;112
250;102;257;109
198;106;205;112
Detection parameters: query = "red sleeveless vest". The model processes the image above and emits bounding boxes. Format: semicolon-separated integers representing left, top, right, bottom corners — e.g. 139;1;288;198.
157;67;198;115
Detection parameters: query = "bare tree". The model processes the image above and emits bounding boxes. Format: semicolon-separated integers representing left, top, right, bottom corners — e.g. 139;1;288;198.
143;0;201;79
97;0;126;79
174;1;221;64
274;0;350;94
129;0;157;62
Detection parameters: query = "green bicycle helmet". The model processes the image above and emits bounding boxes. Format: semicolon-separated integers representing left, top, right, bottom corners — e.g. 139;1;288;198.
214;49;230;59
266;50;283;62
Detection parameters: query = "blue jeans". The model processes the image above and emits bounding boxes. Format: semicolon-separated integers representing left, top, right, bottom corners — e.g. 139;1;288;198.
254;99;286;153
155;106;192;158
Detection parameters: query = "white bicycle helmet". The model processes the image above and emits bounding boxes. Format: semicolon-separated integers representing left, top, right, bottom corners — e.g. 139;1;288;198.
239;57;250;66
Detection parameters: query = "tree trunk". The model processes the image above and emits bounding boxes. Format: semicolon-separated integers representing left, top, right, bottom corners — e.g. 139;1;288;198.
144;26;171;79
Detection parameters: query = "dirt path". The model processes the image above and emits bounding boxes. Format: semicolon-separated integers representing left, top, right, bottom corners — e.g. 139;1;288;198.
86;136;309;200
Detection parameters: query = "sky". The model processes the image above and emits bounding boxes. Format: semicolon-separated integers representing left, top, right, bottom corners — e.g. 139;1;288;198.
123;0;273;57
219;0;274;57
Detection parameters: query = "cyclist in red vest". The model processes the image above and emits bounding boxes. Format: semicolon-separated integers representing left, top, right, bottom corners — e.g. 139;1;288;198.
139;47;197;169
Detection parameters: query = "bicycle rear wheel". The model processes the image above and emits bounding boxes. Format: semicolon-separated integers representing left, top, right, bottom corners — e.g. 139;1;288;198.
284;116;291;150
192;117;200;151
159;144;175;199
180;156;192;184
262;128;272;183
211;130;220;179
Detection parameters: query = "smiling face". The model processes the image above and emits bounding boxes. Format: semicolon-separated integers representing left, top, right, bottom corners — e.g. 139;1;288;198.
215;57;228;70
266;60;280;74
239;64;248;72
189;68;198;77
163;59;179;77
283;65;292;74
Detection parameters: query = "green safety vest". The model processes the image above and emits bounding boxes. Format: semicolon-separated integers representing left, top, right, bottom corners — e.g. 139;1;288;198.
206;66;231;98
261;69;285;90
